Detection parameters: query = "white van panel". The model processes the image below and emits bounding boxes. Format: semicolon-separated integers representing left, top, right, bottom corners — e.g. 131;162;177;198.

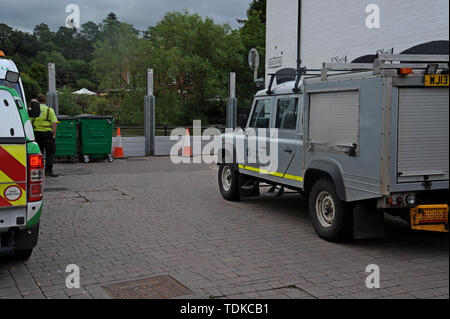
397;87;449;182
0;90;25;138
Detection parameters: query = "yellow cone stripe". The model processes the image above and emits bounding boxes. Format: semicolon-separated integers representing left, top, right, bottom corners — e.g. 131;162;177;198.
238;165;303;182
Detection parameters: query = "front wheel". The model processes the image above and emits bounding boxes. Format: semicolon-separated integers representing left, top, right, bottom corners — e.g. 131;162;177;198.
218;163;240;201
308;178;353;242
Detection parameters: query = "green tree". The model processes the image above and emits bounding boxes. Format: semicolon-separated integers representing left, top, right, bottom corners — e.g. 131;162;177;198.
26;62;47;91
92;14;142;91
114;91;144;126
58;86;82;115
147;11;244;124
76;78;95;90
89;96;115;116
20;73;41;101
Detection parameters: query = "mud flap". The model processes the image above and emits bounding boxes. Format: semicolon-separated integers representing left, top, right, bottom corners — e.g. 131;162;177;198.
239;175;260;198
13;223;40;251
353;202;385;239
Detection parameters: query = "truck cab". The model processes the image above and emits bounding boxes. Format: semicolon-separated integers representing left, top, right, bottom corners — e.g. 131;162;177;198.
218;54;449;242
0;59;44;259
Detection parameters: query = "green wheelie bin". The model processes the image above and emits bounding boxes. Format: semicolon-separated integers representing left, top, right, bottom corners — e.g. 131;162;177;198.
75;114;114;163
55;115;78;163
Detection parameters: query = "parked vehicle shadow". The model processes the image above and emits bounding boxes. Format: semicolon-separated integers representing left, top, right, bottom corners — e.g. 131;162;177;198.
240;191;449;253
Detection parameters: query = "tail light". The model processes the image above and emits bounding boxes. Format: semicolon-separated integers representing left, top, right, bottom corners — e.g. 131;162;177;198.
28;154;44;202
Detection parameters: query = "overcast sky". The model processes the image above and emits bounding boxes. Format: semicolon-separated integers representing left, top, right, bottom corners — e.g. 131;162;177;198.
0;0;250;33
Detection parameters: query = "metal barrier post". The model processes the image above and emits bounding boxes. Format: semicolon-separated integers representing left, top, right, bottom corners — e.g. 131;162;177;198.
46;63;59;115
226;72;237;129
144;69;155;156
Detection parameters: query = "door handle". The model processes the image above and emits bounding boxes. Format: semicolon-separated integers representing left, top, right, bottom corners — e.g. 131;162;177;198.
283;148;293;154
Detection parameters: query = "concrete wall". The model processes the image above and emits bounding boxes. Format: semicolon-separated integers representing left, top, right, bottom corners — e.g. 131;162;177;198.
112;137;146;157
266;0;450;83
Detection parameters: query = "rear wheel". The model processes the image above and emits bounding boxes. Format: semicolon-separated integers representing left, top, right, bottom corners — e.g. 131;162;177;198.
218;163;240;201
308;178;353;242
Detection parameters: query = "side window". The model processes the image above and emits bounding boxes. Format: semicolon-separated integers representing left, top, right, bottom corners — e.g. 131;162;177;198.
0;91;25;138
248;99;272;128
276;98;298;130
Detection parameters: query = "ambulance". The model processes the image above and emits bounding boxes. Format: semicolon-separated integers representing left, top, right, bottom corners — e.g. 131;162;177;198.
0;51;44;259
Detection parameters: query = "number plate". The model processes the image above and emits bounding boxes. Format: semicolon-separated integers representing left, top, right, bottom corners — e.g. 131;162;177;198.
424;74;449;87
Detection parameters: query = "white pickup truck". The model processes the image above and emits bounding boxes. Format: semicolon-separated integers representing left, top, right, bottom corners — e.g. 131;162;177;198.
0;54;44;259
218;54;449;242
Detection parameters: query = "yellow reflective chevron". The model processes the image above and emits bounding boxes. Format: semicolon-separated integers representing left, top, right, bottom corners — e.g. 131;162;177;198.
0;144;27;207
238;165;303;182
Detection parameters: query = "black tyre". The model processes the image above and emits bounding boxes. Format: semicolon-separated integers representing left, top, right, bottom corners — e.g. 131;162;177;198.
218;163;240;201
308;178;353;242
14;249;33;260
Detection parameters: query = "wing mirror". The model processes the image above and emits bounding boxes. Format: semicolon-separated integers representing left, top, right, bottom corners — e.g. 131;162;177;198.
5;70;20;83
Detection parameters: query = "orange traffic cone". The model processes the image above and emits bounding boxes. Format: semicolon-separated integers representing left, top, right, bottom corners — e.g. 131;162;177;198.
113;127;125;158
182;128;193;157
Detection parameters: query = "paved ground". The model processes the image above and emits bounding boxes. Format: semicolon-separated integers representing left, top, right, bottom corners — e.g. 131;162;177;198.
0;157;448;299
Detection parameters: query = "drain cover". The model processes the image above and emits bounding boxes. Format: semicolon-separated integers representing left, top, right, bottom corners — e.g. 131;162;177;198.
103;275;192;299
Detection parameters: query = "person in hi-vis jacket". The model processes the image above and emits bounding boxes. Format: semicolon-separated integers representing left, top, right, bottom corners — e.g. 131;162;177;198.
31;94;59;177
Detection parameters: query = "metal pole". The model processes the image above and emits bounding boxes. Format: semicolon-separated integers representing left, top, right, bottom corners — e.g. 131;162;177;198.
46;63;59;115
226;72;237;129
144;69;155;156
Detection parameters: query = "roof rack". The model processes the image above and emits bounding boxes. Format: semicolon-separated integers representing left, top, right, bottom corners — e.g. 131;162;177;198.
321;54;449;80
266;54;449;94
266;67;322;95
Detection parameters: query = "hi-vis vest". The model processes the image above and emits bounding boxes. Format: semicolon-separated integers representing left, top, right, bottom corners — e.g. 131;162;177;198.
31;104;57;132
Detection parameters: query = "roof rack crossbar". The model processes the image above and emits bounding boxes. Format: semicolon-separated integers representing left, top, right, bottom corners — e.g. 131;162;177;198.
266;74;276;95
321;54;449;79
377;54;449;63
